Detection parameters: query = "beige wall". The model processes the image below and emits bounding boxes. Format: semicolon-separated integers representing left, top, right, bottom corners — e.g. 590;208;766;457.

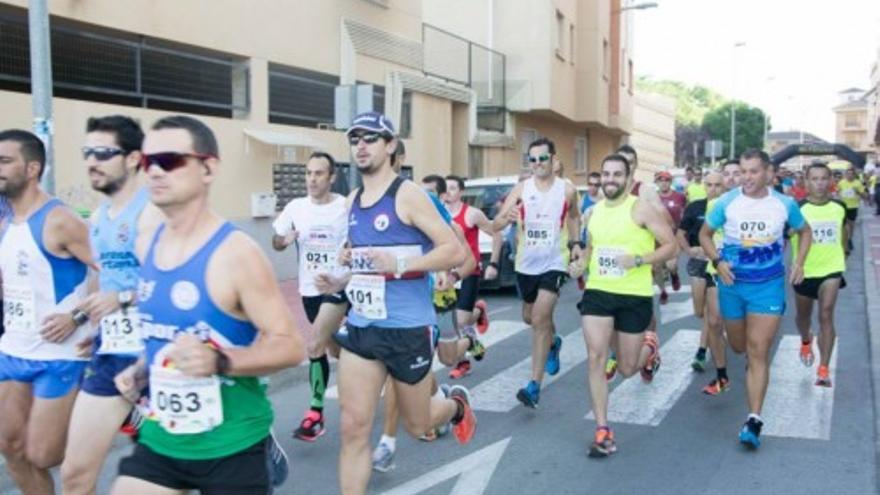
835;108;871;151
630;92;676;176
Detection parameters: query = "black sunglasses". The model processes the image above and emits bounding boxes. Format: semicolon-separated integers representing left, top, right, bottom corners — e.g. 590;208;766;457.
82;146;125;161
139;152;214;172
348;133;383;146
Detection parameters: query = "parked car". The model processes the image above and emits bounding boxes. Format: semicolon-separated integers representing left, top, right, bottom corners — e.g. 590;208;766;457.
462;175;519;290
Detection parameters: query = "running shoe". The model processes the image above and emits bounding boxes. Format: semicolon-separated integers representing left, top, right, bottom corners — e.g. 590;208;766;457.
449;360;472;379
702;377;730;396
588;426;617;458
815;365;832;387
659;290;669;305
739;417;763;449
449;385;476;444
436;384;452;438
799;338;815;367
516;380;540;409
475;299;490;334
292;410;325;442
640;332;661;383
691;353;707;372
371;442;396;472
605;354;618;382
671;272;682;291
545;334;563;376
462;325;487;361
269;431;290;487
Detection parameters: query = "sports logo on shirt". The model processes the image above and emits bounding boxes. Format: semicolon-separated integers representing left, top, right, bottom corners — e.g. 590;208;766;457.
374;213;390;232
16;250;29;277
171;280;200;310
137;279;156;303
117;222;130;244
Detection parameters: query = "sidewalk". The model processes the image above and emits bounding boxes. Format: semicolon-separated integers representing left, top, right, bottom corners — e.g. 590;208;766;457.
859;209;880;495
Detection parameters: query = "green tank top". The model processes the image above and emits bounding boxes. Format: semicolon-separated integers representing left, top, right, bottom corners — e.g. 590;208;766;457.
586;195;655;296
791;200;846;278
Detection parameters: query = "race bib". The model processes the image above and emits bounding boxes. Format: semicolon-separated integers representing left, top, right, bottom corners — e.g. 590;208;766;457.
841;188;856;199
596;247;626;278
3;285;36;336
811;221;839;244
98;308;144;355
346;274;387;320
302;242;338;274
524;221;555;248
150;367;223;435
737;220;773;246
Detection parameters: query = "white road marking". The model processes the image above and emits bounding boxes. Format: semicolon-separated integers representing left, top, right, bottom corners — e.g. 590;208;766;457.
586;330;701;426
381;437;511;495
470;329;586;413
325;320;530;400
654;284;692;295
660;298;695;325
762;335;838;440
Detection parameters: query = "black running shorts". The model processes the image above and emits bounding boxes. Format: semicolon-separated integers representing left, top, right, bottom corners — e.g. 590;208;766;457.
516;271;567;304
793;272;846;300
578;289;653;334
302;291;349;324
117;437;272;495
845;208;858;222
333;323;435;385
455;275;480;312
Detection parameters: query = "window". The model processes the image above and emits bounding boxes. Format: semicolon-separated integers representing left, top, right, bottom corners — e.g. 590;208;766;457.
268;65;337;127
602;39;610;80
555;10;565;59
468;146;484;178
520;128;538;164
569;24;576;65
845;114;860;128
0;8;247;118
575;136;588;172
399;90;413;138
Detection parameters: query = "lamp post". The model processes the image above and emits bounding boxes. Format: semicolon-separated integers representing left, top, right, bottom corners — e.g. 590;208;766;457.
729;41;746;160
763;76;775;150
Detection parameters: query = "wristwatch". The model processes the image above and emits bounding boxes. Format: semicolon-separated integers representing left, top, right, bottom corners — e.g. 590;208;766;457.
214;348;232;375
711;257;723;269
634;255;644;267
395;255;408;278
118;290;135;309
71;309;89;327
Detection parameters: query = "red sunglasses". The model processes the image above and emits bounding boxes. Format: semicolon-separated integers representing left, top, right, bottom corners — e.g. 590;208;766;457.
138;152;215;172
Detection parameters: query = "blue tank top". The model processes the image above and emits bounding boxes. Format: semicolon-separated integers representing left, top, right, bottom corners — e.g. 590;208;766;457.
91;188;150;293
347;177;435;328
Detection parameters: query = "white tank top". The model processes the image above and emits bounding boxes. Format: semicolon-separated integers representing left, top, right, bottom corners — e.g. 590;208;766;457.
0;200;90;361
515;177;570;275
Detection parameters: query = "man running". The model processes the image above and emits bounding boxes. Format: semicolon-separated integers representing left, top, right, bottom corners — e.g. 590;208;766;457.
699;149;812;449
330;112;476;495
655;171;686;304
580;171;602;214
677;171;724;374
61;116;163;495
110;115;305;494
579;153;677;457
836;166;867;255
792;163;848;387
444;174;500;378
686;167;707;204
493;137;581;408
272;151;350;442
0;129;93;495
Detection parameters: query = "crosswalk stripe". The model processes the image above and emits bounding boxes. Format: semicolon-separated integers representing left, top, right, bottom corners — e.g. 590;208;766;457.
325;319;530;400
762;335;838;440
660;298;695;325
470;329;586;413
585;330;701;426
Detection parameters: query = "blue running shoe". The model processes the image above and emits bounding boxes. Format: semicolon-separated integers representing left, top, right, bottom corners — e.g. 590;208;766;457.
546;334;562;376
739;418;763;449
516;380;540;409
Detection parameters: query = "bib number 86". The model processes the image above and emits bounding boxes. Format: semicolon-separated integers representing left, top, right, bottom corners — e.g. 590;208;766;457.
155;391;202;413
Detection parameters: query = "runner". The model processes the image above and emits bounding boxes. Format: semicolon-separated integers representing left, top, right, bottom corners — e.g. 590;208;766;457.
493;137;582;408
686;167;707;203
699;149;812;449
578;153;677;457
110;115;305;494
676;171;724;374
0;129;92;495
655;171;686;304
836;166;867;255
327;112;476;494
444;174;500;378
61;116;163;495
580;171;602;214
0;195;10;339
272;151;350;442
792;163;848;387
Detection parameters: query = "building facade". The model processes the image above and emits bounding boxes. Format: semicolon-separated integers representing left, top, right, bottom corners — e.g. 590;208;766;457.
833;88;872;153
629;91;675;182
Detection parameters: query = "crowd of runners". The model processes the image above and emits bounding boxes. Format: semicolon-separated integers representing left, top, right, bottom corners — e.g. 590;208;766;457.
0;110;872;494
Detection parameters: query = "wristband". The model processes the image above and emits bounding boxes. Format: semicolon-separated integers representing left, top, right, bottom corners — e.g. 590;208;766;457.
214;348;232;375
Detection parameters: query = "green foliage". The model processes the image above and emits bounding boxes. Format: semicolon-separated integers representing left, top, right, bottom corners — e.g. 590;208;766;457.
636;76;727;126
702;102;768;159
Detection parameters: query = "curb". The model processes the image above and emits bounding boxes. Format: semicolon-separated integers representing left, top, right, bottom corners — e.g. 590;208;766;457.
860;215;880;495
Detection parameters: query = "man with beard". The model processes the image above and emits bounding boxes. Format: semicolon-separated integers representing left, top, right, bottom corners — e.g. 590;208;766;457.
0;129;93;495
327;112;476;494
700;149;812;449
577;153;677;457
493;137;582;409
61;116;163;495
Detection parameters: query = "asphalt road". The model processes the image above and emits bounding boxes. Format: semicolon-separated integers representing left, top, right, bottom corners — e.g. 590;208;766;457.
3;228;877;495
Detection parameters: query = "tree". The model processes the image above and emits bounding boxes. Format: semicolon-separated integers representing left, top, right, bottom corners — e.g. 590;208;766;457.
702;102;768;160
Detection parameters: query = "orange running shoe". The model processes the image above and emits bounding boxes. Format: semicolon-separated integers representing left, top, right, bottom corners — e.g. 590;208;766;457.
799;337;815;367
474;300;490;334
449;385;476;444
588;426;617;457
815;365;832;387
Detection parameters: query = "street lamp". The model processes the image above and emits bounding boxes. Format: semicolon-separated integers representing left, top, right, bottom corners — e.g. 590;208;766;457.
763;76;775;150
729;41;746;159
619;2;659;12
